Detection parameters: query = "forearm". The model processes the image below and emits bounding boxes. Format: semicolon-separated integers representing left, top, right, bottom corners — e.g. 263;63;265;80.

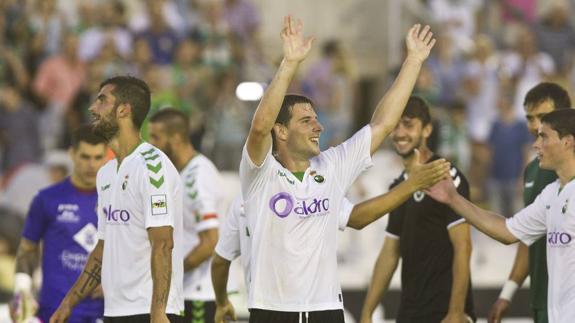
448;244;472;313
15;246;39;276
184;244;215;272
250;59;300;135
447;194;518;244
348;180;416;229
61;245;104;308
370;57;423;135
150;242;172;314
508;243;529;284
361;249;399;317
211;254;231;305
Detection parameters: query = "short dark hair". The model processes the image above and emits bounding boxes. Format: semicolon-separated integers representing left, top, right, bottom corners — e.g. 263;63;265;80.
402;96;431;126
271;94;315;152
100;76;151;129
149;108;190;138
524;82;571;110
541;109;575;140
71;124;107;149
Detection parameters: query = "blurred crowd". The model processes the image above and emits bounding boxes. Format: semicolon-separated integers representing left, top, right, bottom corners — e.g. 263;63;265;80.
2;0;575;303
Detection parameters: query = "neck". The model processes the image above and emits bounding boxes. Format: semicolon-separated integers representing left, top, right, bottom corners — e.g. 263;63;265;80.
70;175;95;191
174;144;197;171
402;146;433;167
556;159;575;187
108;126;142;164
276;149;311;173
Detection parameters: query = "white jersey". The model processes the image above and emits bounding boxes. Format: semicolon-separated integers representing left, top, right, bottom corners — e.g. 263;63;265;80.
215;195;355;294
506;179;575;323
96;142;184;317
239;126;372;312
181;154;221;301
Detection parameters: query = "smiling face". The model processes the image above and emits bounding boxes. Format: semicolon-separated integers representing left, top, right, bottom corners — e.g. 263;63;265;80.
279;103;323;159
89;84;120;141
391;116;432;158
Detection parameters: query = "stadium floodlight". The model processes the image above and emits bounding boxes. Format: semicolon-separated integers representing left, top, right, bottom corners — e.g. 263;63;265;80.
236;82;265;101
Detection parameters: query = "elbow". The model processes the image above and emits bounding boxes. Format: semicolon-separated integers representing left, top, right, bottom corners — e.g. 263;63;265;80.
152;238;174;252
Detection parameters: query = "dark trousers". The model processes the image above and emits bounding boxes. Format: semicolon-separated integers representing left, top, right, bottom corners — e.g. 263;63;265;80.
249;308;344;323
104;314;184;323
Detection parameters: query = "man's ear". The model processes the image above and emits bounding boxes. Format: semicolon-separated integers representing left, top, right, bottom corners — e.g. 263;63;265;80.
422;122;433;139
273;123;288;142
116;103;131;119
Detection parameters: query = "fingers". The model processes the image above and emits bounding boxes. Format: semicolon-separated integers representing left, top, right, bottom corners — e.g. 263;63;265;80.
418;25;430;40
410;24;421;38
423;30;434;45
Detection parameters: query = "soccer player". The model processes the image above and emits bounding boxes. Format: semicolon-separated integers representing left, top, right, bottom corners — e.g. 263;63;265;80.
238;15;437;322
148;108;223;323
360;97;475;323
11;125;107;323
50;76;185;323
488;83;571;323
213;150;450;323
426;108;575;323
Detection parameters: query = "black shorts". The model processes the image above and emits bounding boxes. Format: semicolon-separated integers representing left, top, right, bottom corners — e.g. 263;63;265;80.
103;313;184;323
249;308;344;323
184;300;216;323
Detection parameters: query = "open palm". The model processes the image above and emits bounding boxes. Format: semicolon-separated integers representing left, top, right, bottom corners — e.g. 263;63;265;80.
425;178;457;204
281;15;314;63
405;24;436;63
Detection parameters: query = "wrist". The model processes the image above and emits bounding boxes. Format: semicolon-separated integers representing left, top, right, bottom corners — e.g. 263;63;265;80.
14;273;32;294
499;280;519;301
281;57;302;67
404;55;425;66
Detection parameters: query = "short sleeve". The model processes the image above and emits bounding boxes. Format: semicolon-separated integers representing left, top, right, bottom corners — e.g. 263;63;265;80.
96;189;106;240
338;198;354;231
22;193;48;242
386;206;404;240
506;192;548;245
215;197;242;261
445;166;470;229
140;154;179;229
184;163;220;232
319;125;373;192
239;144;276;200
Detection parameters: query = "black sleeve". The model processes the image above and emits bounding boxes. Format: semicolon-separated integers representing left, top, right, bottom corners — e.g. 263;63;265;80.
444;166;470;227
386;176;406;238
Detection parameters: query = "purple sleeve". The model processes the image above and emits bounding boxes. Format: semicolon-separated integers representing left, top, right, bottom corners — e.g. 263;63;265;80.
22;193;48;242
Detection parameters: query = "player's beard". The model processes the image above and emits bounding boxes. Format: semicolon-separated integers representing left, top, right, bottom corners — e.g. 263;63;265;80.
92;108;119;142
395;136;423;159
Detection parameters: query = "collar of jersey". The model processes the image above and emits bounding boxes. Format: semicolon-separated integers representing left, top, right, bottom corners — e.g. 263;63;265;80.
115;141;147;172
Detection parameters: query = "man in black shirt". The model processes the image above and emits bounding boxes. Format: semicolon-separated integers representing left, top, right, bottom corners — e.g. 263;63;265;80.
360;96;475;323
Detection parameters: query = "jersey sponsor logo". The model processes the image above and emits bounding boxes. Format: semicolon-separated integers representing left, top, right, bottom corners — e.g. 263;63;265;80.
269;192;330;218
151;194;168;215
103;205;131;224
56;204;80;223
60;250;89;271
73;223;98;252
548;231;572;246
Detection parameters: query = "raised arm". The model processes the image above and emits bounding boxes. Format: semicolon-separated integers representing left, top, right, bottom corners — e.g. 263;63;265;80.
148;226;174;323
50;240;104;323
360;237;401;323
246;16;314;165
425;179;518;244
369;25;436;155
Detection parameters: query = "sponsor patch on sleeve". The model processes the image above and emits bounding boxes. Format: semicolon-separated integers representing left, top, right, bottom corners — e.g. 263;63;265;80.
151;194;168;215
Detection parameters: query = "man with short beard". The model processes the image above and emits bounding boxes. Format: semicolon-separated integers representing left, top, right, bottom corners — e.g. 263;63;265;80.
361;97;475;323
50;76;185;323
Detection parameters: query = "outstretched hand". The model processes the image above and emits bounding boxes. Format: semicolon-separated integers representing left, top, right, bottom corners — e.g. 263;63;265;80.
281;15;314;63
405;149;451;190
405;24;436;63
424;177;458;204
